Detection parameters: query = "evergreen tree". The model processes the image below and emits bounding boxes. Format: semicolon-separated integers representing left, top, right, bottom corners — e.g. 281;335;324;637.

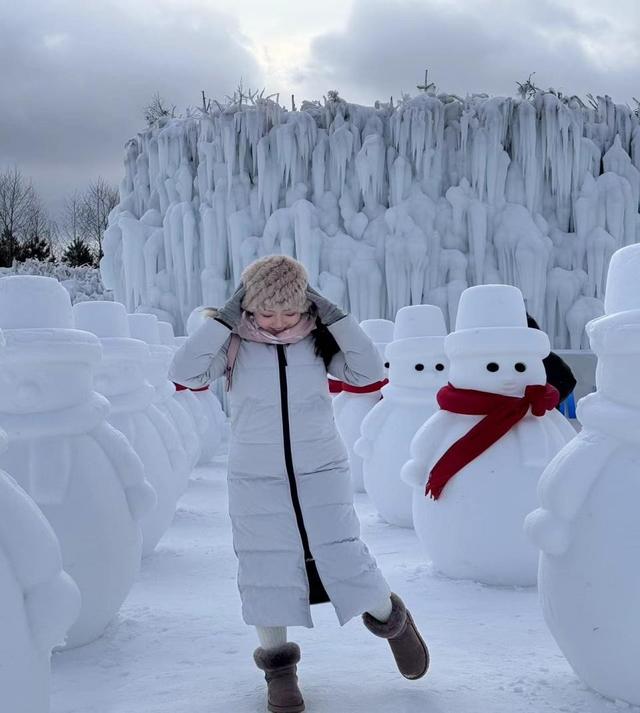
0;227;19;267
16;234;53;262
62;237;95;267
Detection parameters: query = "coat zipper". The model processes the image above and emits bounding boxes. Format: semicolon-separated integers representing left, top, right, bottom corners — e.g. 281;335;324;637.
276;345;315;565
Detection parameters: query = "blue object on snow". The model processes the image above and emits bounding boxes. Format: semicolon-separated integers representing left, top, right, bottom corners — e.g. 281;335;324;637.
558;392;576;419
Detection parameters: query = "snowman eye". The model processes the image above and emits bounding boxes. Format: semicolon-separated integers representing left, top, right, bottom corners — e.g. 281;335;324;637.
435;363;445;372
486;362;500;372
414;363;425;371
384;362;390;369
514;362;527;372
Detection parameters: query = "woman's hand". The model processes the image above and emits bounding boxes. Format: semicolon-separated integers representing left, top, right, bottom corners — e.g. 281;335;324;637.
216;284;246;329
306;285;346;326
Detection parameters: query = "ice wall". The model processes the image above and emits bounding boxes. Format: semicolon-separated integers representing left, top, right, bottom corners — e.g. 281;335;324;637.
101;91;640;346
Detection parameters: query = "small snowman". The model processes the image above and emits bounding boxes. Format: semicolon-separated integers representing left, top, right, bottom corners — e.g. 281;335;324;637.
73;301;180;557
0;334;80;713
0;276;155;648
128;313;191;492
355;305;449;527
158;319;208;465
525;244;640;705
402;285;574;585
334;319;394;493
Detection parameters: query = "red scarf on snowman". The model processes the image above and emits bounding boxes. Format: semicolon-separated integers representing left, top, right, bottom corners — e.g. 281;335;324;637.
425;382;559;500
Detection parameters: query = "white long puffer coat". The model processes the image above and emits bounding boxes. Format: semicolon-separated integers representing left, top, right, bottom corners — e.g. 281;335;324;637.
169;314;390;627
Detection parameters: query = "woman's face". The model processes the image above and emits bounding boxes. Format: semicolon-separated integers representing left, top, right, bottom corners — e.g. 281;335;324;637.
254;310;303;334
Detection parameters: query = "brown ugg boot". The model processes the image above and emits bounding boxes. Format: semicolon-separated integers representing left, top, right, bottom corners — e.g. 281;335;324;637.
253;642;305;713
362;592;430;680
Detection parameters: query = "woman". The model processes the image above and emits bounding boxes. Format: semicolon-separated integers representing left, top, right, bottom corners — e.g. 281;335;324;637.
170;255;428;713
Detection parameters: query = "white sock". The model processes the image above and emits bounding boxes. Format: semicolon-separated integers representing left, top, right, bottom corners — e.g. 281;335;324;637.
366;597;393;623
255;626;288;650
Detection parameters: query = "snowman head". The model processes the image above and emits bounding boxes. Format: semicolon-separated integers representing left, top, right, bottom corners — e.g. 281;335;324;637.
360;319;394;376
386;305;449;390
587;244;640;406
0;276;101;413
73;302;151;397
446;285;549;397
386;337;448;390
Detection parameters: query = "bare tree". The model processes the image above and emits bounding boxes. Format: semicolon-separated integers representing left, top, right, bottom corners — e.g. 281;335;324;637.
80;178;118;259
0;165;42;265
143;92;176;126
0;165;37;240
61;191;84;243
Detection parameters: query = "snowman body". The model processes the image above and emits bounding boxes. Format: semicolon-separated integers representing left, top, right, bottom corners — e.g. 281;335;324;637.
74;302;179;557
402;285;574;585
128;313;190;492
0;352;80;713
525;245;640;705
334;319;394;493
0;468;80;713
334;389;384;493
356;306;448;528
408;406;573;584
0;277;154;648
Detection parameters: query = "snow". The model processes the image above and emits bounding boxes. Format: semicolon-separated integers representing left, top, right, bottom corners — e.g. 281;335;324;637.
71;301;180;558
0;260;111;305
402;285;574;585
50;457;617;713
0;276;154;649
0;419;80;713
356;306;448;528
101;93;639;346
333;318;394;493
526;243;640;705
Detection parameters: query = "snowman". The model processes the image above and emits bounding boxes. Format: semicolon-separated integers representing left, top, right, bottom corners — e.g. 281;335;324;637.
0;276;155;648
157;319;208;465
402;285;574;586
354;305;449;527
127;313;191;491
333;319;394;493
525;244;640;705
0;334;80;713
73;301;180;557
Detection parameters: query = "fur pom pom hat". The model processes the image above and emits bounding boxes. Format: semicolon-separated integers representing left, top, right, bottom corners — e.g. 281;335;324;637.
241;255;311;314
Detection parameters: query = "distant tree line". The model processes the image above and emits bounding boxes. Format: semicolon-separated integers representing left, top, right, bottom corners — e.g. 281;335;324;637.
0;166;118;268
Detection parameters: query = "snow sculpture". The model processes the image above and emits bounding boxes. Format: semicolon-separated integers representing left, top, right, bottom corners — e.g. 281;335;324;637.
333;318;394;493
102;92;640;346
72;301;181;557
0;329;81;713
402;285;574;585
355;305;448;527
127;313;192;490
525;243;640;705
0;276;155;648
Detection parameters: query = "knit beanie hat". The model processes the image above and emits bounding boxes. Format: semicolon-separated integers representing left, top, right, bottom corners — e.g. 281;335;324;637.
241;255;311;314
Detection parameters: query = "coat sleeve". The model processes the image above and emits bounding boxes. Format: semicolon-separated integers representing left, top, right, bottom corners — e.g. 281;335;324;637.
326;314;384;387
169;318;232;389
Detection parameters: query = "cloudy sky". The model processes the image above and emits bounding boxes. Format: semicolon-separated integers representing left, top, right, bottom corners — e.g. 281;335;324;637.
1;0;638;218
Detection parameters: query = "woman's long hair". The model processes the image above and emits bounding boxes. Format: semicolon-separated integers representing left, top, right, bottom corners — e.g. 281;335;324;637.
312;316;340;369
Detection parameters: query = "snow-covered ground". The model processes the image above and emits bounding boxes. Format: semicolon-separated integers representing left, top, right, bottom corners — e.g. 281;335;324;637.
51;448;615;713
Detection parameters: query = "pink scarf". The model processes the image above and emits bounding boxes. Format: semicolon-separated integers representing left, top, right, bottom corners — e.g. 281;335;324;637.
225;313;316;390
235;312;316;345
